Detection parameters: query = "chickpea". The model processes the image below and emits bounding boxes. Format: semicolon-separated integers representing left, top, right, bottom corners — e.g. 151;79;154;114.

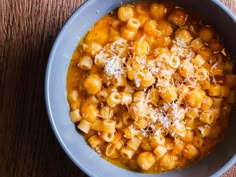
84;74;102;95
199;26;214;42
117;5;134;22
84;41;103;57
137;152;156;170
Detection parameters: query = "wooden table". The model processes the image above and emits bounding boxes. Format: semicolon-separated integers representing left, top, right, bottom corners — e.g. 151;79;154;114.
0;0;235;176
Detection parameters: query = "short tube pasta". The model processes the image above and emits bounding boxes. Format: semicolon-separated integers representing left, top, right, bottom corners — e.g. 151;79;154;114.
77;119;91;133
154;145;167;159
91;119;104;131
193;137;204;148
200;110;217;125
198;125;211;138
88;135;103;148
107;92;121;107
100;106;114;119
120;92;132;105
168;56;180;69
113;75;127;87
127;18;141;31
150;135;165;147
67;90;80;109
105;143;117;156
115;118;123;129
69;109;81;123
191;38;204;52
120;146;135;159
100;132;115;142
133;40;150;57
127;137;142;150
201;96;213;111
196;68;209;81
112;131;123;143
103;120;116;133
122;112;133;126
123;126;134;139
97;88;109;101
121;27;137;40
208;85;221;97
159;86;178;103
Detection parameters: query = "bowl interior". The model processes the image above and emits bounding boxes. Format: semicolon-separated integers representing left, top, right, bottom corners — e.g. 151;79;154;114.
45;0;236;177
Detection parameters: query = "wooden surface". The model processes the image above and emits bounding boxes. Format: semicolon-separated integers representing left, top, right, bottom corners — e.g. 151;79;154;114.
0;0;235;177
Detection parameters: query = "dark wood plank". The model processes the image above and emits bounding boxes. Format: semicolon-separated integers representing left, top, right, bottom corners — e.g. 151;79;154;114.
0;0;87;177
0;0;235;177
221;0;236;14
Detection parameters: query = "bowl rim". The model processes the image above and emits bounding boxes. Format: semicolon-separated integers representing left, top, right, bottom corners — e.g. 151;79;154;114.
45;0;236;177
45;1;95;176
214;0;236;23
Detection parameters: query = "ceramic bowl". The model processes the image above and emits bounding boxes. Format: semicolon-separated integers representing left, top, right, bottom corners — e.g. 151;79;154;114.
45;0;236;176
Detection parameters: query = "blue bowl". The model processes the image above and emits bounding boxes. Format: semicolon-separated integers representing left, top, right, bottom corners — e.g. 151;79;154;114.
45;0;236;177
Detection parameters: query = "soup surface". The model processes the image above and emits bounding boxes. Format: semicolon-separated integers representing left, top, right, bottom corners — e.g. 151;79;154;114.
67;1;236;173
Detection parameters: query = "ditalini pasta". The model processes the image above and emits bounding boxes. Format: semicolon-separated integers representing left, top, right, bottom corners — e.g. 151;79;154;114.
66;1;236;173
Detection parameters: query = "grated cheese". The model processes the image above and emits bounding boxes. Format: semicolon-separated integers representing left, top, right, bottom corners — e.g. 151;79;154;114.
93;36;226;139
104;55;125;79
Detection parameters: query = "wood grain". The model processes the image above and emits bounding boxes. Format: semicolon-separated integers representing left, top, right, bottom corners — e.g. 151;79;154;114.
0;0;235;177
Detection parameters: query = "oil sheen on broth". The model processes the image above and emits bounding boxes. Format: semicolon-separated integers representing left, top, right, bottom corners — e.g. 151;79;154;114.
66;0;236;173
